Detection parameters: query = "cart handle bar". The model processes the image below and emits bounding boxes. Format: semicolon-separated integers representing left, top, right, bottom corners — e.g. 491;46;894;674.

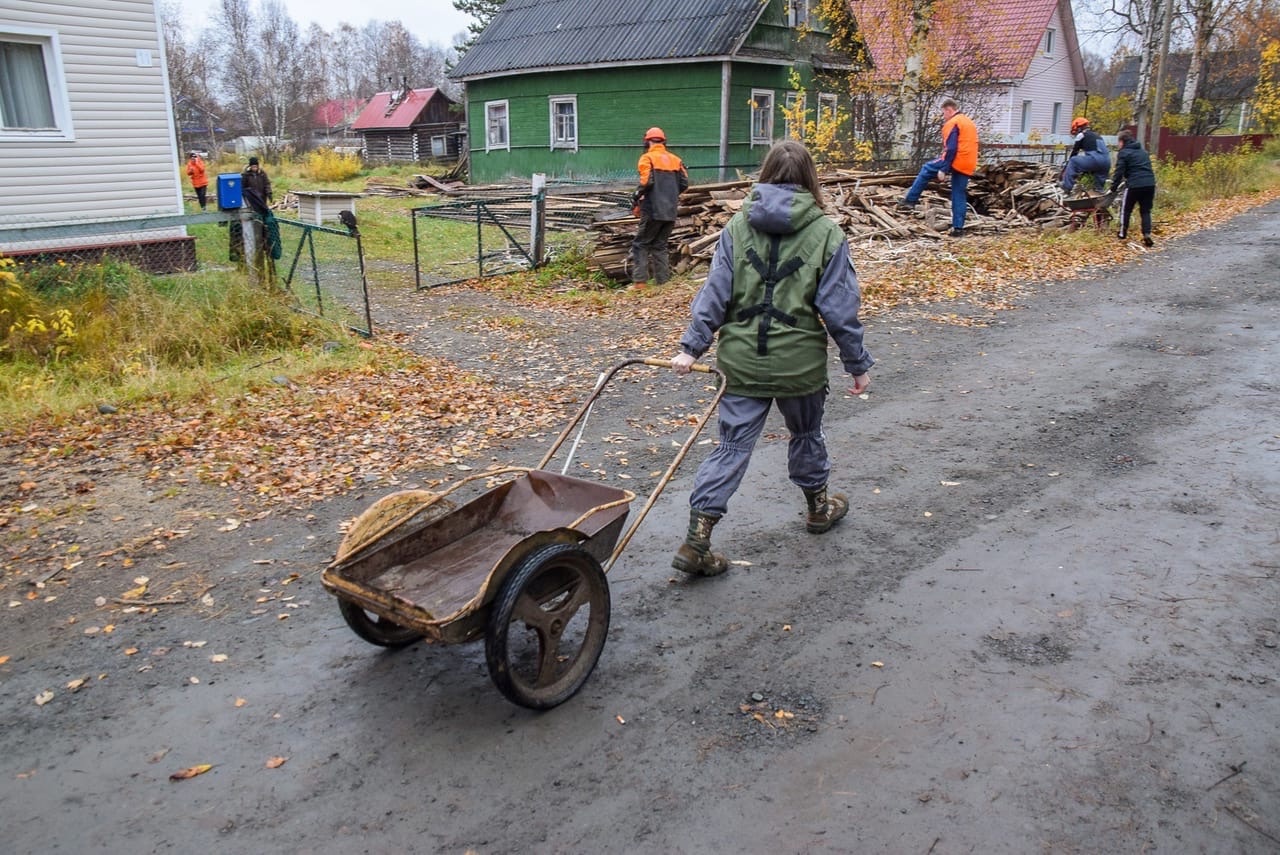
535;357;726;572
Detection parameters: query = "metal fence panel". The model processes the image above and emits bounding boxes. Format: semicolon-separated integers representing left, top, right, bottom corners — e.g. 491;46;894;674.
411;196;542;289
275;217;372;336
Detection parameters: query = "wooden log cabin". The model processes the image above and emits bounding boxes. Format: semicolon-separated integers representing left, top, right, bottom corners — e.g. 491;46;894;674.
352;82;464;165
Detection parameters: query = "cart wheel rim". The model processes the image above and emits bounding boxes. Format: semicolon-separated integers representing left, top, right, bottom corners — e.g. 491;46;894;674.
485;542;610;710
338;598;423;648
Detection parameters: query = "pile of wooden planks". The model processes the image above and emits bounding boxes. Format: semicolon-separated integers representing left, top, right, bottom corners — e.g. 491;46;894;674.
588;160;1078;281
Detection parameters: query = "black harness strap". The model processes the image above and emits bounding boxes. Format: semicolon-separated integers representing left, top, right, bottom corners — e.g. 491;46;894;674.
738;235;803;355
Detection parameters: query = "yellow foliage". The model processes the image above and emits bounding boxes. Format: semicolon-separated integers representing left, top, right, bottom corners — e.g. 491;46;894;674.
306;147;363;182
1256;41;1280;131
1085;95;1135;136
782;68;874;167
0;257;78;362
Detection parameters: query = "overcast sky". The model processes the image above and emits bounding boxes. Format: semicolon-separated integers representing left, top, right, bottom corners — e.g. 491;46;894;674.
179;0;1119;59
181;0;475;48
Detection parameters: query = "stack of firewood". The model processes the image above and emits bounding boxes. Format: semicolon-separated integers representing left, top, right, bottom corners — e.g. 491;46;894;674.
589;160;1077;281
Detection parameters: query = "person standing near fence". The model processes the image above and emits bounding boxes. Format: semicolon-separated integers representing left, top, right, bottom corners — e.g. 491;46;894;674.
668;139;874;577
896;97;979;237
629;127;688;286
241;156;272;207
1110;129;1157;247
186;152;209;211
239;156;277;281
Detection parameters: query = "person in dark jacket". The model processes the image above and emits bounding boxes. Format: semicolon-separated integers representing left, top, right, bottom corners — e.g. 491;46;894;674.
669;140;874;576
1061;117;1110;193
629;127;688;285
241;156;272;207
239;157;276;280
1110;129;1157;247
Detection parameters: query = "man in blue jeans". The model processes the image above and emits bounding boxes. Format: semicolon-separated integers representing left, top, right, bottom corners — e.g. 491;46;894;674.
896;98;979;237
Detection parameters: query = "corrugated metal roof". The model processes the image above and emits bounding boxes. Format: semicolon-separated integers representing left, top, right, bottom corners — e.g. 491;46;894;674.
449;0;771;80
351;88;444;131
850;0;1071;83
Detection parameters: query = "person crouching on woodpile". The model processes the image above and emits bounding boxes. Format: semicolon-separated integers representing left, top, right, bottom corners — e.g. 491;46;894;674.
667;139;874;577
1062;117;1111;194
629;126;688;286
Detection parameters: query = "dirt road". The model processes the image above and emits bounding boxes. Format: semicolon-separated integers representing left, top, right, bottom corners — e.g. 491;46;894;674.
2;204;1278;854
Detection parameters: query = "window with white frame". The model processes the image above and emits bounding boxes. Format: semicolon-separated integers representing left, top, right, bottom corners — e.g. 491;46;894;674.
431;135;447;157
485;100;509;152
1043;28;1055;55
0;28;74;139
1051;102;1062;135
784;91;805;139
549;95;577;150
788;0;810;27
818;92;838;130
1020;100;1033;134
750;89;774;145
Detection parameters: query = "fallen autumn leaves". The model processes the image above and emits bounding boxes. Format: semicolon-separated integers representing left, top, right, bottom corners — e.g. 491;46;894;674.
3;184;1279;599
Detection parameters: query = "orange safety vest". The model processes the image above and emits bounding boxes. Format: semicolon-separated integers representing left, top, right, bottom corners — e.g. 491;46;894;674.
637;143;685;188
941;113;979;176
636;142;688;221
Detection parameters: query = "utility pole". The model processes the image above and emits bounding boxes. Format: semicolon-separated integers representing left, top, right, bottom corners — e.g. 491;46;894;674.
1149;0;1176;157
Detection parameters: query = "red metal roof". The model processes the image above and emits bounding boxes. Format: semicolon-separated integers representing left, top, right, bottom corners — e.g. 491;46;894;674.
351;88;443;131
849;0;1070;83
313;98;362;128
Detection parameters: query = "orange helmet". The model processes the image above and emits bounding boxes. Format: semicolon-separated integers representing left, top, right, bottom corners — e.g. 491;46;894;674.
1070;117;1089;134
644;126;666;143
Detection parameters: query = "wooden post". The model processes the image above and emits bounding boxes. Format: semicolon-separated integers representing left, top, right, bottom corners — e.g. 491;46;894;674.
531;173;546;267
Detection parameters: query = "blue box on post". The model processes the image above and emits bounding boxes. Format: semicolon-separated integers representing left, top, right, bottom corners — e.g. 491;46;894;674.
216;173;242;209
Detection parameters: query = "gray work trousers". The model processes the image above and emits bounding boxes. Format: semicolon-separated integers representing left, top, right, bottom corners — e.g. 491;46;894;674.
690;389;830;517
630;217;674;283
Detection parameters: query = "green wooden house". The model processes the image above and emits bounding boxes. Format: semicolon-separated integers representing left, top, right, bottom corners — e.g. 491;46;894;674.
447;0;858;184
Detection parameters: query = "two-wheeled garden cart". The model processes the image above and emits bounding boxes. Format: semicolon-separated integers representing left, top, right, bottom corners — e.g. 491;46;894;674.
321;358;724;709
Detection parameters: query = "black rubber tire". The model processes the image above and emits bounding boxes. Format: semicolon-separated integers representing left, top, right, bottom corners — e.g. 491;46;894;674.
337;598;423;648
484;542;610;710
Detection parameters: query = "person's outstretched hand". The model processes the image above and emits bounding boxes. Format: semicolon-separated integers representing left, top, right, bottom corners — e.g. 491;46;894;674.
672;352;696;375
850;373;870;394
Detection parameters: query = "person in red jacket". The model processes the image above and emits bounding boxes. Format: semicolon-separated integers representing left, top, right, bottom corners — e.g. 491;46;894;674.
629;127;688;285
186;152;209;210
896;98;979;236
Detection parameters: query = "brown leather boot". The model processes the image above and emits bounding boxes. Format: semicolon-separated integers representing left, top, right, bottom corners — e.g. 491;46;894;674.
804;486;848;534
671;509;729;576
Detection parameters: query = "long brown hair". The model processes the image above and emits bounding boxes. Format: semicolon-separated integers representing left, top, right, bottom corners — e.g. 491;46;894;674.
757;139;824;206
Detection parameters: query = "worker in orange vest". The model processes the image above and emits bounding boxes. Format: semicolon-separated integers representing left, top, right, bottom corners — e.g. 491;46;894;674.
629;127;689;285
896;98;979;237
186;152;209;210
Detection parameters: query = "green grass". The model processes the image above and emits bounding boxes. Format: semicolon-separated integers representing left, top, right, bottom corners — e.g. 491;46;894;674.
0;258;365;427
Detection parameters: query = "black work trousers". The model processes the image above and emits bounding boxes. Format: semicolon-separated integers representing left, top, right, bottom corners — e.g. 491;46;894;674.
1119;185;1156;238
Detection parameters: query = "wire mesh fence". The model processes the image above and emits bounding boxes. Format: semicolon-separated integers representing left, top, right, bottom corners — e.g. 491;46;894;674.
274;217;372;336
0;209;201;274
411;195;544;289
1;209;372;335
